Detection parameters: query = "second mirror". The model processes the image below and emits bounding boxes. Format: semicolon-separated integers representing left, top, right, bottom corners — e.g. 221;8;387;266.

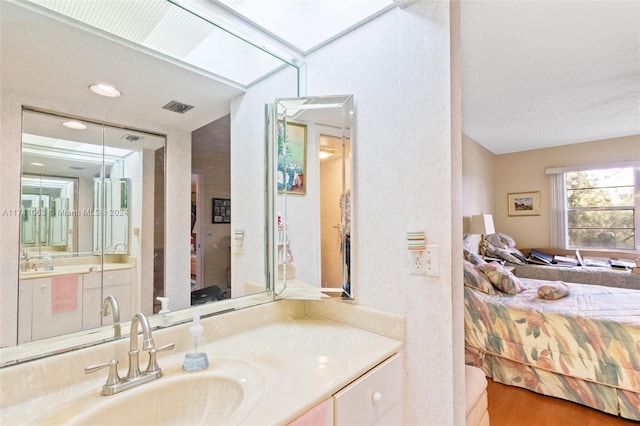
268;95;354;300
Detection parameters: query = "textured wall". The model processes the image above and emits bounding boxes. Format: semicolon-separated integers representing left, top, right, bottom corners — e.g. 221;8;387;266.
304;2;463;424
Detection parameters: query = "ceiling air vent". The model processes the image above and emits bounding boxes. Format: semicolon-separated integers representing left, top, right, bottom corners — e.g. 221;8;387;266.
162;100;194;114
121;134;144;143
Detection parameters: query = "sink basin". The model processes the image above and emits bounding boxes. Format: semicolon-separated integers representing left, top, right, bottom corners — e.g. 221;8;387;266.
41;360;264;426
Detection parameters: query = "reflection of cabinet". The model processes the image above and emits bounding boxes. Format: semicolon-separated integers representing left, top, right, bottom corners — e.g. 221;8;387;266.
18;275;83;343
286;354;402;426
83;269;132;329
17;268;133;344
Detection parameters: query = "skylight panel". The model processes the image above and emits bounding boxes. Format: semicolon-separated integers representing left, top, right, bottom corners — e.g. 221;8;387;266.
218;0;395;52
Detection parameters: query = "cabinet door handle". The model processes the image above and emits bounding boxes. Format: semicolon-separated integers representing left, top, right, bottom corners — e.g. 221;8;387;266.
372;391;382;404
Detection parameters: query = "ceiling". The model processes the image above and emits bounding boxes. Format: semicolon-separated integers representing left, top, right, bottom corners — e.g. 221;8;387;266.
4;1;637;157
461;0;640;154
0;1;250;135
217;0;394;53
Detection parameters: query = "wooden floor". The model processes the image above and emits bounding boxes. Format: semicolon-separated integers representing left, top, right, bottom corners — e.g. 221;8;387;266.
487;379;639;426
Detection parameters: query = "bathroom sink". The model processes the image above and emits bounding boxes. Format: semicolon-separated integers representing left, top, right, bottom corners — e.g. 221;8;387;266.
42;360;264;426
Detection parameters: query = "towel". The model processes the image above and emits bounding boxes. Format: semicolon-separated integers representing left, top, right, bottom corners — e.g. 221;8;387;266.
51;275;78;313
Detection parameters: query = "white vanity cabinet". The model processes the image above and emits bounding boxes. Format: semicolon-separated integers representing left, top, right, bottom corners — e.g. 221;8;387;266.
82;268;132;329
18;275;83;342
288;353;403;426
333;353;402;425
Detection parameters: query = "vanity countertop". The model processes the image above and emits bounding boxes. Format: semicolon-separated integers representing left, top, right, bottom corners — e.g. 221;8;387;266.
0;299;404;425
18;262;134;280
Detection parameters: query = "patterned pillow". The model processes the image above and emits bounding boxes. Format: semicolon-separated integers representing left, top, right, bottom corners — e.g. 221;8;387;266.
484;240;525;265
486;232;517;248
477;262;525;294
463;260;497;295
464;249;487;266
538;281;570;300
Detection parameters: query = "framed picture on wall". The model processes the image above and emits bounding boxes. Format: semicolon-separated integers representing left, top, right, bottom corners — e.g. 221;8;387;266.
212;198;230;223
277;121;307;195
507;191;541;216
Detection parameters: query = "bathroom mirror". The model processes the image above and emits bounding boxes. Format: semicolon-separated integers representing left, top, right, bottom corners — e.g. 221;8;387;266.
269;95;354;300
1;0;298;366
18;107;166;345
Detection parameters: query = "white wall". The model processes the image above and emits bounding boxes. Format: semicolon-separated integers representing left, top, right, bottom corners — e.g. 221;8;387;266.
230;66;299;295
303;2;463;424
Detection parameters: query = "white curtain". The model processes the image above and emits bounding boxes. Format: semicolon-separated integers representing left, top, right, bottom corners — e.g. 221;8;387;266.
549;172;566;248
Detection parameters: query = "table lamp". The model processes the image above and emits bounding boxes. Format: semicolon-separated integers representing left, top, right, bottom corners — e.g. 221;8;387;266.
470;214;495;259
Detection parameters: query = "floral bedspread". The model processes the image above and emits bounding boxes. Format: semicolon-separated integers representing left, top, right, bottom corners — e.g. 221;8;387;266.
465;278;640;419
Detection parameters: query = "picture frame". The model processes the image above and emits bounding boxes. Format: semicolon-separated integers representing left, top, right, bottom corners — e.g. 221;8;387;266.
277;121;307;195
212;198;230;223
507;191;541;216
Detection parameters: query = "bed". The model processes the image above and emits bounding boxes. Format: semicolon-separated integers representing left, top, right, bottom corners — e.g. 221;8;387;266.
463;273;640;420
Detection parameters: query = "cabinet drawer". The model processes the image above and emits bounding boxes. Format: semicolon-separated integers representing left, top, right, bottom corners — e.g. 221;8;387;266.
83;268;132;289
334;353;402;425
103;269;132;287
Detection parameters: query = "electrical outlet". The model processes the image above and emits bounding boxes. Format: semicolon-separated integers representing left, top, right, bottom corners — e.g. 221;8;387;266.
409;250;427;275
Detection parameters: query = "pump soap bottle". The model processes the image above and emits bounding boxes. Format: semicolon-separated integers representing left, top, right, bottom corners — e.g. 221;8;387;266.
156;297;172;327
182;312;209;371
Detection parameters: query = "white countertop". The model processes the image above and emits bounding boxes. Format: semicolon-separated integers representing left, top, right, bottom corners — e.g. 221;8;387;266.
0;299;404;425
18;262;134;280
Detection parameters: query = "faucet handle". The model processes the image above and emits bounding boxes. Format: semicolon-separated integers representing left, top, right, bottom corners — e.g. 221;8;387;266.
146;342;175;375
85;359;121;386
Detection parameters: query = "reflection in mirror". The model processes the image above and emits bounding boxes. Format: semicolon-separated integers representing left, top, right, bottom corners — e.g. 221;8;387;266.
270;95;354;300
1;0;298;367
93;178;130;255
18;108;165;345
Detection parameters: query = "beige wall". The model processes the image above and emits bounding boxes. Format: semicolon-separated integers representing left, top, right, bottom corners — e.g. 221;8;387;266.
462;134;495;232
493;134;640;248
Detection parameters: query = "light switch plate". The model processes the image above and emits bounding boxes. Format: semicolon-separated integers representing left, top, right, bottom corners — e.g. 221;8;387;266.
425;244;439;276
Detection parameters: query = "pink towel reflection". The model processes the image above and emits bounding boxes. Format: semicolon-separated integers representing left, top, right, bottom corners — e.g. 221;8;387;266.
51;275;78;313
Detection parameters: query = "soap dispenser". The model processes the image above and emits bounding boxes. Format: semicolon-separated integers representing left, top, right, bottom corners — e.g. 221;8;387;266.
43;252;53;271
182;312;209;371
156;297;172;327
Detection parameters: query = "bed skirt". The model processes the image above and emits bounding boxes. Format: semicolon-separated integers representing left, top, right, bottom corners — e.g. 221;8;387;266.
465;347;640;421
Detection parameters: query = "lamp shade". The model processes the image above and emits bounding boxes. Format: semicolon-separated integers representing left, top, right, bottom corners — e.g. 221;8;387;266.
470;214;495;235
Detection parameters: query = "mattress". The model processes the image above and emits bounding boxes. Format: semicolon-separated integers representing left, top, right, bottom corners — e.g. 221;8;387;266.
464;278;640;392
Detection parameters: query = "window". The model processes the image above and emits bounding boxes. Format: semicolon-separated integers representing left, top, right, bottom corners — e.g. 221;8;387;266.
551;166;640;251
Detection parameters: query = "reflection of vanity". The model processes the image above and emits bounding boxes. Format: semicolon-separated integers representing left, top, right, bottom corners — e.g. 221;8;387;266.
18;262;135;343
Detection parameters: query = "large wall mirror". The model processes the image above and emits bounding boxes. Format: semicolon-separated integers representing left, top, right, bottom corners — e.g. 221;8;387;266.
1;0;298;366
268;95;354;300
18;108;165;345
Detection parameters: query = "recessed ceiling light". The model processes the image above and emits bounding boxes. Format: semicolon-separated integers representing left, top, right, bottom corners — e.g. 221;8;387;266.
29;162;45;167
89;83;122;97
319;146;335;160
62;120;87;130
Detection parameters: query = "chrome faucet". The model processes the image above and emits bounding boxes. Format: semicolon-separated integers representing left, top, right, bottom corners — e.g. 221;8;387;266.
126;313;155;380
85;312;174;396
20;250;32;271
101;295;121;339
113;242;128;253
